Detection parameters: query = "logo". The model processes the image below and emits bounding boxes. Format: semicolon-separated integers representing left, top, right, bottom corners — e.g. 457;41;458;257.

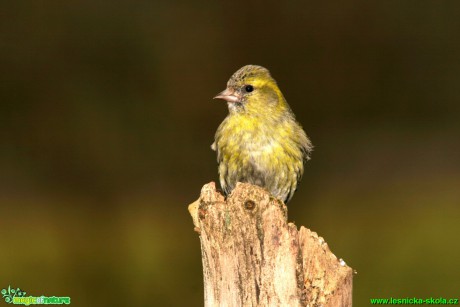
1;286;70;305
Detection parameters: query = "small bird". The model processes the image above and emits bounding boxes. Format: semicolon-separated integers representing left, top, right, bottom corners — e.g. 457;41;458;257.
212;65;312;203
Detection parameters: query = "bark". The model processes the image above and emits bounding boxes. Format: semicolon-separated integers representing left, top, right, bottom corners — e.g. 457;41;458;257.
188;182;353;307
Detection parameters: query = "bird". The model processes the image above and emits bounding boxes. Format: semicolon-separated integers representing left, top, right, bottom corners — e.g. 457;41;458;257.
212;65;312;203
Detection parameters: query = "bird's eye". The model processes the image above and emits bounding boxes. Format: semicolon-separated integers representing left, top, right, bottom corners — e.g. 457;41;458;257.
244;85;254;93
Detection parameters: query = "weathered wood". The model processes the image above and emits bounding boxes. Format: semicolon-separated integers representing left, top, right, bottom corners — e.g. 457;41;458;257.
188;182;353;307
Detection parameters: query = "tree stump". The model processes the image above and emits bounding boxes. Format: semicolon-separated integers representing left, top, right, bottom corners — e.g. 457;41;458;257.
188;182;353;307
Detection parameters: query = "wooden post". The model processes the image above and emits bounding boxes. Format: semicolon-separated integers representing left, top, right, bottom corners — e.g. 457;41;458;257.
188;182;353;307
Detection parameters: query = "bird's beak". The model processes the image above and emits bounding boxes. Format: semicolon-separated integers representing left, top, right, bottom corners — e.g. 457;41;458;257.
214;88;241;103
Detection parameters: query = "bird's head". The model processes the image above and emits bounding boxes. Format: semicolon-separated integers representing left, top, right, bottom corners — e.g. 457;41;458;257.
214;65;289;116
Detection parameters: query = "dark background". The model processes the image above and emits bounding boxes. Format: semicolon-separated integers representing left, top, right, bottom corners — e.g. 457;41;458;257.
1;1;459;306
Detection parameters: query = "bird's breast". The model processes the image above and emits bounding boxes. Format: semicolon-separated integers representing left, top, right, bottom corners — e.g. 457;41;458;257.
219;117;291;164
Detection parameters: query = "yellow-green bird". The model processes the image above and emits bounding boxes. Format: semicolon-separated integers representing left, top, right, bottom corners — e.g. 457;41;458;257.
212;65;313;203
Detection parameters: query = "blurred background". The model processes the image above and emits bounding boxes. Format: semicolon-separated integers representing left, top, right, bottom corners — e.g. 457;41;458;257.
1;1;459;306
